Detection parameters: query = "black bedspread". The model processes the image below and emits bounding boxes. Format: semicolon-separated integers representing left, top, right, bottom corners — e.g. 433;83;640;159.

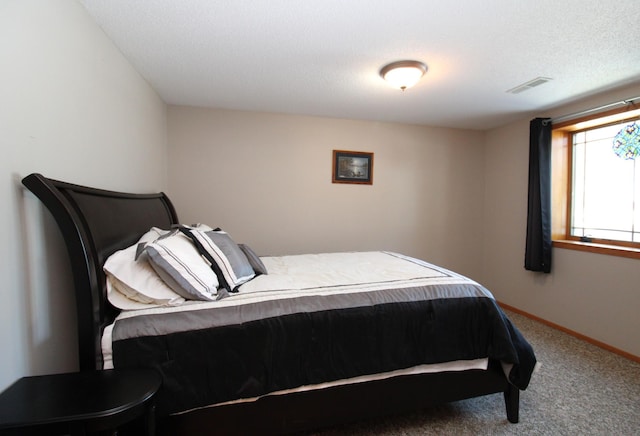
112;286;536;416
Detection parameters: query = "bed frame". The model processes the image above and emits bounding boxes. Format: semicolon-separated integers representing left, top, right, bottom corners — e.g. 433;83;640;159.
22;173;520;435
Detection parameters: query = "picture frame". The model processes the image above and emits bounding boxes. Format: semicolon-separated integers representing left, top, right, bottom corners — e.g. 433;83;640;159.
332;150;374;185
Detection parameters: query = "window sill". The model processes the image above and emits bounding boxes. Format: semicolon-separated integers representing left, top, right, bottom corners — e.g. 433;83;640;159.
553;239;640;260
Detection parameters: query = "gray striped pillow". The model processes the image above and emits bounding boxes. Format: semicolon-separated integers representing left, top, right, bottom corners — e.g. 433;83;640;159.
182;228;255;292
141;230;218;301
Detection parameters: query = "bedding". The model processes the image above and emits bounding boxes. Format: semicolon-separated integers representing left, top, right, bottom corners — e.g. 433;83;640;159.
103;250;536;417
180;227;256;291
140;229;219;301
104;227;185;309
238;244;268;276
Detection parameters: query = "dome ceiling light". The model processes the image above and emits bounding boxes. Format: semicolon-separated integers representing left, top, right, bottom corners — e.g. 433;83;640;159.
379;60;428;91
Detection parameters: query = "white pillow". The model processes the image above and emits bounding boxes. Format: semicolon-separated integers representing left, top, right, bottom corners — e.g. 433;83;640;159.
106;277;173;310
141;229;219;301
104;228;186;309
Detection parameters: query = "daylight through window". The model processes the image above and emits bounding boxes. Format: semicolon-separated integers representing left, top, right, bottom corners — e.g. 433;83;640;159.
552;106;640;256
571;119;640;243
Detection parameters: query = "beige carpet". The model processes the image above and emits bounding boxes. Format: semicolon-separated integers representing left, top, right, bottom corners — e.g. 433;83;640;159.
302;310;640;435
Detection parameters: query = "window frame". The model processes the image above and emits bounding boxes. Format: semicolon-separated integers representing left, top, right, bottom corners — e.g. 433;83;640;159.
551;105;640;259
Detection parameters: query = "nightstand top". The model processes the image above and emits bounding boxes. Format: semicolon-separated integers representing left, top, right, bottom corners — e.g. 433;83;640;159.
0;368;161;430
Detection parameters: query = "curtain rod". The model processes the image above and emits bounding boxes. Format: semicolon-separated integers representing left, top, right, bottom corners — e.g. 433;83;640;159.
544;95;640;125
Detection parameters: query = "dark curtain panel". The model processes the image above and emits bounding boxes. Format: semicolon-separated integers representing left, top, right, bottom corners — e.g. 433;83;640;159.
525;118;552;273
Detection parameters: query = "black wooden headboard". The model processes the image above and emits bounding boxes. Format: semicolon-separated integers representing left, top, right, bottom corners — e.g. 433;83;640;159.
22;173;179;371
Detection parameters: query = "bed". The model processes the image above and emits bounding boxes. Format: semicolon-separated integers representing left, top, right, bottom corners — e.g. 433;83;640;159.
21;172;536;435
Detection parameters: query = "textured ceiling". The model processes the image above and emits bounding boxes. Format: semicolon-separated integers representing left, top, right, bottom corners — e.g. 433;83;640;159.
81;0;640;130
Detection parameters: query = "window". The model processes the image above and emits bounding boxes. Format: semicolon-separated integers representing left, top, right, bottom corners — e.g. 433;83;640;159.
552;106;640;258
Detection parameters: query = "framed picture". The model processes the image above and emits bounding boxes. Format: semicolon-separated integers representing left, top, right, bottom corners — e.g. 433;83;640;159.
332;150;374;185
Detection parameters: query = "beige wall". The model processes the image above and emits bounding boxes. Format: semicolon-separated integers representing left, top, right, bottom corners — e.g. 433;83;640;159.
483;81;640;357
0;0;167;391
168;107;486;279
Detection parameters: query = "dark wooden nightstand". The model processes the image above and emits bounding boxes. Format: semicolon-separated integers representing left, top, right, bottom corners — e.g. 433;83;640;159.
0;368;161;436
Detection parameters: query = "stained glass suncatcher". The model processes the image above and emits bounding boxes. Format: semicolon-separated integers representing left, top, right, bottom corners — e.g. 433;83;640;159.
612;121;640;160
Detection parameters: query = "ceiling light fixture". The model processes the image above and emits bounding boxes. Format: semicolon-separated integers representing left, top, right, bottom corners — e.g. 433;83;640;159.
380;60;427;91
